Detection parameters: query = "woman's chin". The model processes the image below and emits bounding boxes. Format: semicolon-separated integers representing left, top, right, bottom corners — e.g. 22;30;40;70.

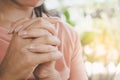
17;0;44;7
27;4;39;7
26;2;43;7
36;0;44;7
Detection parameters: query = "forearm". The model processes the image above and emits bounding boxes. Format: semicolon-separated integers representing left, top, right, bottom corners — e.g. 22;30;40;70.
0;71;15;80
48;71;62;80
35;68;63;80
0;72;26;80
0;75;14;80
0;65;21;80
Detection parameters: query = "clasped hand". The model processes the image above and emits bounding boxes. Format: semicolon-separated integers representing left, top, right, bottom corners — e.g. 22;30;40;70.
0;18;62;80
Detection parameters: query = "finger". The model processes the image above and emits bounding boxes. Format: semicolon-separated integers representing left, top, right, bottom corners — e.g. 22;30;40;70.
18;29;60;46
9;18;29;33
33;51;62;64
39;18;56;35
21;47;62;66
33;61;56;79
32;35;60;46
43;17;60;24
18;29;51;38
10;18;41;33
18;18;41;32
19;18;56;36
26;44;58;53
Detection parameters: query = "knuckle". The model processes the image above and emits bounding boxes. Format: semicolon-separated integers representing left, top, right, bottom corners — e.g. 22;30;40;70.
37;70;49;78
47;45;56;51
41;29;49;36
48;52;57;61
52;51;62;60
20;48;33;65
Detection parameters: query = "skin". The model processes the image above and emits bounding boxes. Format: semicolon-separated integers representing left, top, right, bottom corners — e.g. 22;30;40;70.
0;0;62;80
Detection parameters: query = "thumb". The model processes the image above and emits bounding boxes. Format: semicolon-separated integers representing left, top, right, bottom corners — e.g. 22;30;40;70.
33;61;56;79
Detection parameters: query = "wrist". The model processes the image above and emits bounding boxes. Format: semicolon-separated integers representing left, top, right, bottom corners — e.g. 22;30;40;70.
36;69;62;80
0;65;16;80
52;70;62;80
46;69;62;80
0;70;14;80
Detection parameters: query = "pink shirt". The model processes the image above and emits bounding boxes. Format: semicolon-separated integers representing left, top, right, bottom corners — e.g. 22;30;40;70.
0;18;88;80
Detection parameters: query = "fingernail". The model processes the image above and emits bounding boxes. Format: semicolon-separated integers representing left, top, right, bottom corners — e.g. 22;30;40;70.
18;31;27;36
8;28;14;34
15;25;23;33
54;51;62;60
27;45;35;50
8;29;11;34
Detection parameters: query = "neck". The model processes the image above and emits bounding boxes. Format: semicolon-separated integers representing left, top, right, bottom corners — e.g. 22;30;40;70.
0;0;34;22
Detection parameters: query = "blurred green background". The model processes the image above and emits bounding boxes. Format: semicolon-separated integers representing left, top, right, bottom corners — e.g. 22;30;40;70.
44;0;120;80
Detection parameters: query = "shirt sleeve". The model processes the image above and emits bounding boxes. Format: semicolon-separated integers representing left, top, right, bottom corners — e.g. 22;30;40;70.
69;33;88;80
0;38;8;63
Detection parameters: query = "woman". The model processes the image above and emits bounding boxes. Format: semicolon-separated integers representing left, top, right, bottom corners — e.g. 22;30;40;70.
0;0;88;80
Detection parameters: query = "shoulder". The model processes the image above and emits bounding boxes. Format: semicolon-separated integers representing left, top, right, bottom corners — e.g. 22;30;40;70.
48;17;80;53
0;27;11;63
0;27;11;43
47;17;79;41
